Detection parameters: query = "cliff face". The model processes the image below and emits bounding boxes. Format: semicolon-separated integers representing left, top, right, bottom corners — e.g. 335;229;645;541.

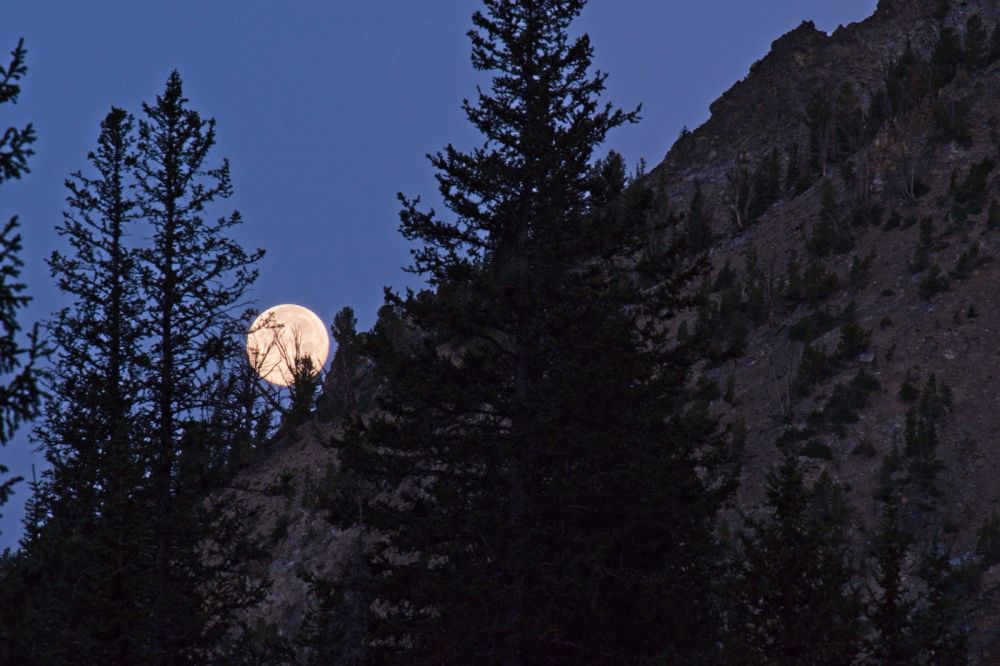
235;1;1000;660
653;0;963;200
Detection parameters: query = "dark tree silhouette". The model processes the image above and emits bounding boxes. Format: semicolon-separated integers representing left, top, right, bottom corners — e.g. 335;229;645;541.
133;70;268;662
320;1;733;662
0;39;42;529
11;107;150;663
726;450;861;664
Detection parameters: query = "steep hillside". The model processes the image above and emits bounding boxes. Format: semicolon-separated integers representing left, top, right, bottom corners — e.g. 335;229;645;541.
233;0;1000;659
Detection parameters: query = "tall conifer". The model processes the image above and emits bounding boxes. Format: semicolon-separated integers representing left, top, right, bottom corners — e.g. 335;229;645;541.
726;451;861;664
13;107;151;663
133;70;268;661
0;38;42;527
7;78;273;661
325;1;732;662
0;38;44;664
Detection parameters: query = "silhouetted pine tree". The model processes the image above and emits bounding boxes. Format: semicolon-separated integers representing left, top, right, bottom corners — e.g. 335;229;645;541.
725;450;861;664
0;41;44;663
911;541;968;664
7;107;152;664
865;481;917;664
202;345;276;472
863;473;969;663
0;38;42;529
685;181;713;253
132;71;268;662
324;1;733;662
298;528;373;666
298;306;374;664
5;83;274;661
315;305;363;422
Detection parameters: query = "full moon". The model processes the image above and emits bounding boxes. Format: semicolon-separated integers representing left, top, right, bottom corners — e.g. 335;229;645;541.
247;304;330;387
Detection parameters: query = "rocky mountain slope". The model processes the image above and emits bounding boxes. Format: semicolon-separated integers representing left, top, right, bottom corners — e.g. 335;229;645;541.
232;0;1000;659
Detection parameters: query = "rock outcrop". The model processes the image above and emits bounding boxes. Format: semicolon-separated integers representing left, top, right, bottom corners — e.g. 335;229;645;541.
234;2;1000;660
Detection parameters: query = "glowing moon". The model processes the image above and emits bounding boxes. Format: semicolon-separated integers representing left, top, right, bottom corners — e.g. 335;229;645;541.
247;304;330;387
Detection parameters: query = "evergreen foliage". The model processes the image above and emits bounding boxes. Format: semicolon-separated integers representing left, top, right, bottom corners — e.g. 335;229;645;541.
320;2;735;661
788;308;837;343
988;199;1000;228
950;242;980;281
930;28;963;91
785;141;811;194
726;451;861;664
918;265;949;300
900;375;952;496
742;246;769;325
807;180;853;257
3;73;273;664
785;257;839;304
9;107;151;664
794;343;833;395
835;320;870;361
865;481;918;663
862;16;1000;155
963;16;988;68
807;91;835;176
911;217;935;273
315;306;363;422
951;158;994;222
0;38;43;530
834;83;864;158
849;249;876;286
976;510;1000;568
910;542;969;663
814;370;880;437
724;446;969;664
933;98;972;147
684;181;713;253
202;343;276;471
0;8;992;663
298;530;373;666
748;147;783;220
132;70;269;661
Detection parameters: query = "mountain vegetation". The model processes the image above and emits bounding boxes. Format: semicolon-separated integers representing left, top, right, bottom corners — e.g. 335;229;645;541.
8;0;1000;662
304;1;737;661
0;72;275;664
0;38;42;538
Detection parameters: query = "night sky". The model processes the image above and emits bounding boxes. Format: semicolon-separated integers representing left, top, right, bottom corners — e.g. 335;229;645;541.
0;0;877;549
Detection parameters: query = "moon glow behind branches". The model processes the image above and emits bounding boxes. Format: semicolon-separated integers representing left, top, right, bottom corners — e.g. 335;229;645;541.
247;304;330;387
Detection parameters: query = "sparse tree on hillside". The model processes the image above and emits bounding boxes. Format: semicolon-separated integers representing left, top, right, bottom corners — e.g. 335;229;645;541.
725;450;861;664
865;483;917;663
203;343;276;472
725;151;753;228
685;181;713;253
911;542;968;664
807;90;835;176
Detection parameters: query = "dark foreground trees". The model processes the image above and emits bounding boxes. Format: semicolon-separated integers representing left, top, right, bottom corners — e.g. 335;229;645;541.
9;106;150;663
0;39;42;531
1;73;271;664
726;451;862;664
725;446;969;665
135;71;268;661
314;1;735;662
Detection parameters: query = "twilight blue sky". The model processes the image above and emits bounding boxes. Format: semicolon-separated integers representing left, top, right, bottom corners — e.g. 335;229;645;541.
0;0;877;548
